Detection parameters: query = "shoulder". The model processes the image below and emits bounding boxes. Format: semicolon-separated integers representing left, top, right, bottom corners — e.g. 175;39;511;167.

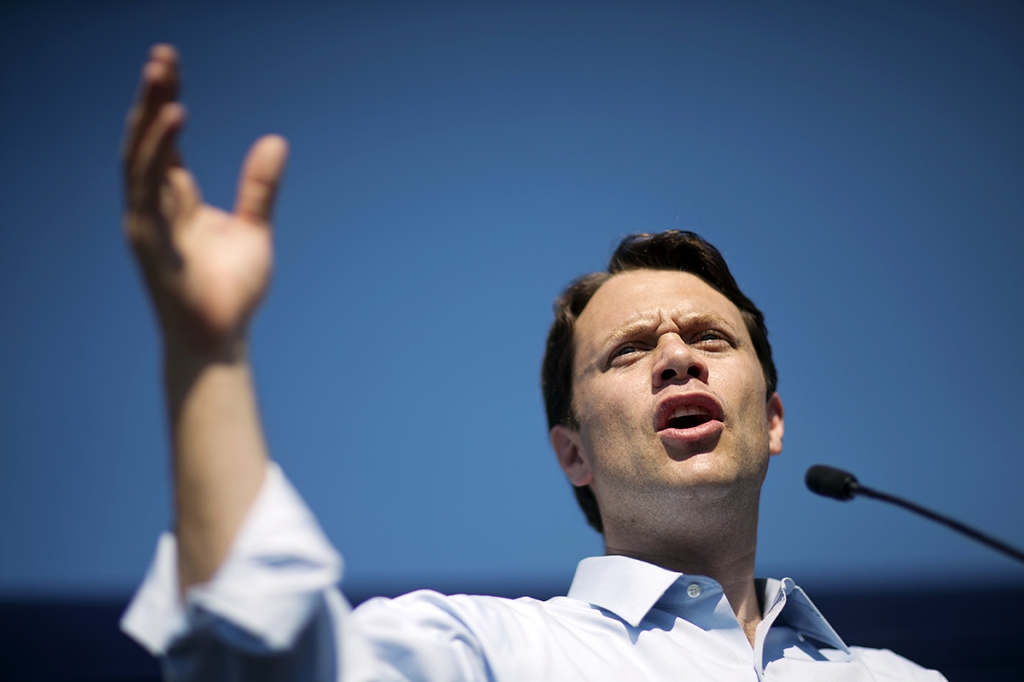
352;590;590;630
350;590;607;656
347;591;594;680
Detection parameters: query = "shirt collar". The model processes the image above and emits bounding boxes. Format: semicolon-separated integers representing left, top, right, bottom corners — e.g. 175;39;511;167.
761;577;850;653
567;555;682;627
567;555;850;653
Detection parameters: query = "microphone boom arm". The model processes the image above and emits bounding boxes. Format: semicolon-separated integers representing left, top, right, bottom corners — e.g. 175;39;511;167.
806;464;1024;566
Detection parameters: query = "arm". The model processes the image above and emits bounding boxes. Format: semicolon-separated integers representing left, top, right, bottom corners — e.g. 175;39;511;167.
121;48;489;682
122;44;287;592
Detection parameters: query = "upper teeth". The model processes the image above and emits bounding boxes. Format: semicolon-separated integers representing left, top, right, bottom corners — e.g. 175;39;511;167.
670;405;711;420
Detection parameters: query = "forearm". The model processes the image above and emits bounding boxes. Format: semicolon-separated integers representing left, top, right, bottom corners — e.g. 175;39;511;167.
121;459;345;669
165;341;268;592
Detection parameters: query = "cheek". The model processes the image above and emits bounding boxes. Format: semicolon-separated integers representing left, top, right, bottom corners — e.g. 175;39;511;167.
580;376;644;418
714;356;767;400
713;363;769;427
575;379;647;446
732;387;772;448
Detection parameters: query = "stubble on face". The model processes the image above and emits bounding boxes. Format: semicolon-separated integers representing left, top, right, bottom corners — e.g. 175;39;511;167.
568;269;782;540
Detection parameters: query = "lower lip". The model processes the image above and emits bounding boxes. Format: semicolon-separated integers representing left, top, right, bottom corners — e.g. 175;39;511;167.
657;419;724;443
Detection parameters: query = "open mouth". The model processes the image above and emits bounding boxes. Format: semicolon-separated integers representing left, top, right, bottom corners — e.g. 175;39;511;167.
655;395;724;433
667;413;714;429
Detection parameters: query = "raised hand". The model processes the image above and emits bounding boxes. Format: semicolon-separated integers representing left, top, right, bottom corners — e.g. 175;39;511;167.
122;46;284;589
122;45;288;357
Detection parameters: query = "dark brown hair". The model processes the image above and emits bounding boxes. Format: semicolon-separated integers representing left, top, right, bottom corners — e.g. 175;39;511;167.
541;231;777;533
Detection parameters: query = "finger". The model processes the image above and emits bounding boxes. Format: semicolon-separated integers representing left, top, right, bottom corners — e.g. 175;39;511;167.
122;57;178;175
166;166;202;219
122;45;181;169
126;102;186;212
234;135;289;226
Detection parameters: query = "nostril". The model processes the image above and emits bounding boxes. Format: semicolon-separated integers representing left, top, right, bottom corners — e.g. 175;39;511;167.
661;368;677;381
687;366;701;378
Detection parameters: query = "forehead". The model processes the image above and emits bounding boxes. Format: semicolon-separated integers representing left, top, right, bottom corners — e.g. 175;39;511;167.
575;269;748;351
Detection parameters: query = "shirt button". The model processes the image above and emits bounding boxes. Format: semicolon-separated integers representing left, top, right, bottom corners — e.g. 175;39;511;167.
686;583;701;598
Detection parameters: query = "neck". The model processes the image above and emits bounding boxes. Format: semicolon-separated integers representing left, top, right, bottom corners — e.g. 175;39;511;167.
602;500;763;645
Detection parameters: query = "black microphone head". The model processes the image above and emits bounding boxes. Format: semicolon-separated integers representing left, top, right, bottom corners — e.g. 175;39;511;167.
805;464;860;501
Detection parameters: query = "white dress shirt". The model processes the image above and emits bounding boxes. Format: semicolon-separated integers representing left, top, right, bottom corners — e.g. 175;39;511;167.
122;463;946;681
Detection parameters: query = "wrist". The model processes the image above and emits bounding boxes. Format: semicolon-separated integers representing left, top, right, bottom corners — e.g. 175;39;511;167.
163;329;249;366
163;337;251;413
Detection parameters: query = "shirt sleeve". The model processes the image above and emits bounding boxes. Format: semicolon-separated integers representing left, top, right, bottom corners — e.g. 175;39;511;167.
120;462;344;681
120;463;490;682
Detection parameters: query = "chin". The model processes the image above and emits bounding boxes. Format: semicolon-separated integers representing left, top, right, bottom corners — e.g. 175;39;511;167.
668;460;766;496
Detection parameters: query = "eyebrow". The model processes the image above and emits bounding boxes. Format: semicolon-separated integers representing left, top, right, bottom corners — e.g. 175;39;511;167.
600;312;737;351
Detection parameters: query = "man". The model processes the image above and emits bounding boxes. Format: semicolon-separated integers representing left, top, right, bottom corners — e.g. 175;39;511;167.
120;45;945;681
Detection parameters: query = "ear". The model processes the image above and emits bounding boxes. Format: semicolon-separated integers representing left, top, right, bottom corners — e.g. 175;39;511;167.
767;392;785;456
550;424;593;487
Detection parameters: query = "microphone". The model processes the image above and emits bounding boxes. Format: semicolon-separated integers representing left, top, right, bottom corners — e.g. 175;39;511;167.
805;464;860;500
805;464;1024;566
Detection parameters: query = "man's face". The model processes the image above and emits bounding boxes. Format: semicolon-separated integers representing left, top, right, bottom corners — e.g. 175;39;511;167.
551;269;784;531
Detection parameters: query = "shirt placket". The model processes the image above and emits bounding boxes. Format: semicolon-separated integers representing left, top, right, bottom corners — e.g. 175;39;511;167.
752;584;788;682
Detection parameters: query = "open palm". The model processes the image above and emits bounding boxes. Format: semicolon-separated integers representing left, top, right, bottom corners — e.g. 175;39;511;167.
123;46;287;355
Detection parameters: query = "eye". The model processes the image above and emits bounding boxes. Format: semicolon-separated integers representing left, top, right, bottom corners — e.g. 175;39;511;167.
693;330;732;349
608;342;648;366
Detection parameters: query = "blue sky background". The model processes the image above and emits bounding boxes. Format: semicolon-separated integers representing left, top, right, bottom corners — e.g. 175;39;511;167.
1;0;1022;597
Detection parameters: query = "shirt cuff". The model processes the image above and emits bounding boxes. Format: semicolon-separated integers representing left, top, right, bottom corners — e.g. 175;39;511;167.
121;461;344;655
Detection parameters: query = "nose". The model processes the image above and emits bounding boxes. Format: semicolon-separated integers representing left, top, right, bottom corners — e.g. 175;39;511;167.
652;334;708;388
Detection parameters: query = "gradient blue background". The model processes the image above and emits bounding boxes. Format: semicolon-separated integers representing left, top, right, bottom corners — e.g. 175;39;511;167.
2;0;1022;598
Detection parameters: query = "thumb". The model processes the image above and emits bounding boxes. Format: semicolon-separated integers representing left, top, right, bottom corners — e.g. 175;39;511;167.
234;135;289;226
